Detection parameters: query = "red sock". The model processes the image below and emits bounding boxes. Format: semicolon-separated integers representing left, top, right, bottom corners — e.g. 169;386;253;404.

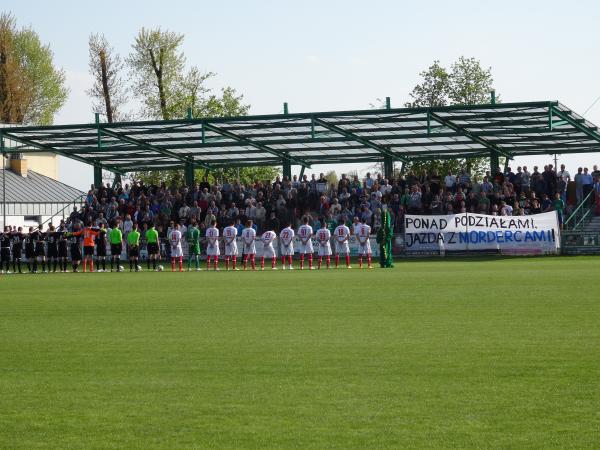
308;254;313;269
251;254;256;270
367;255;372;266
171;258;175;271
281;256;286;268
214;256;219;270
326;256;331;268
261;257;265;269
243;256;247;269
288;255;293;267
318;256;322;269
335;255;339;268
232;256;237;269
272;257;276;269
178;257;183;271
226;256;230;270
83;260;87;272
300;254;304;269
346;255;350;267
359;256;363;268
90;260;94;272
206;256;211;270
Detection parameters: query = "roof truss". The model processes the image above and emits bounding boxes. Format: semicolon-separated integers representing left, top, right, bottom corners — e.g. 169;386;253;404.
1;101;599;172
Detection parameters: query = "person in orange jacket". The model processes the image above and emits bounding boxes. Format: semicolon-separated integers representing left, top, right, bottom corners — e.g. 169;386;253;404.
71;222;100;272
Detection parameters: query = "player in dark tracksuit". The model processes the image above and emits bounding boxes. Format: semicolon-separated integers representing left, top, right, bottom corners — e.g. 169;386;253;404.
94;224;108;272
46;225;60;273
0;227;11;273
24;228;36;273
57;225;69;273
11;227;23;273
69;225;83;272
33;225;47;273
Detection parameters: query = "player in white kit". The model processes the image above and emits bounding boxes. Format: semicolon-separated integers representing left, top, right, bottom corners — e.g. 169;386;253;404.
279;222;295;270
223;219;239;271
356;217;373;269
297;216;314;270
168;223;183;272
241;220;257;270
333;220;352;269
260;227;277;270
316;221;332;269
205;220;220;271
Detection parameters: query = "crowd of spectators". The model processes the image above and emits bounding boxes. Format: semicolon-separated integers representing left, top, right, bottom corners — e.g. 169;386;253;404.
69;163;600;238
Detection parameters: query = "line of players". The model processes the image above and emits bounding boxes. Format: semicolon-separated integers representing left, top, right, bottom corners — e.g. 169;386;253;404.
0;215;374;274
0;222;112;273
168;216;374;272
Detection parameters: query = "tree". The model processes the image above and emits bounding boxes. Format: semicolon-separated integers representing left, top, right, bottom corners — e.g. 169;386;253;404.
401;57;496;176
87;33;127;123
127;27;188;120
127;26;256;185
448;57;494;106
0;13;67;125
405;60;449;107
130;166;280;187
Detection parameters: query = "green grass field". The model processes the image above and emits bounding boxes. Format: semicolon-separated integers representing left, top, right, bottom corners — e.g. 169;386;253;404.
1;256;599;449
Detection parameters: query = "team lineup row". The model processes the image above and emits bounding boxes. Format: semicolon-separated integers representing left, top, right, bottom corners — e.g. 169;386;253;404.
0;217;375;274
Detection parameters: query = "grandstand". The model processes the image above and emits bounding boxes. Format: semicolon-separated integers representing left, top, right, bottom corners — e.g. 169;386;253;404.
1;98;599;271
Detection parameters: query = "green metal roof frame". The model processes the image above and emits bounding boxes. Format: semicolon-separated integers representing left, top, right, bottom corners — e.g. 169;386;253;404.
1;100;599;173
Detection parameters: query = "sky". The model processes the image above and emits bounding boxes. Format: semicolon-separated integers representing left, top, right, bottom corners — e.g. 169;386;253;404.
3;0;600;190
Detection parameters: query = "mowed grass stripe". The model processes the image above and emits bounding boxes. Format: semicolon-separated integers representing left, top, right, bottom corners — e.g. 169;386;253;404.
1;256;599;449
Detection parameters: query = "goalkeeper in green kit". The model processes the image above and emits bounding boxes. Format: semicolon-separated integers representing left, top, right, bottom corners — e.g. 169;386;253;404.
186;220;201;271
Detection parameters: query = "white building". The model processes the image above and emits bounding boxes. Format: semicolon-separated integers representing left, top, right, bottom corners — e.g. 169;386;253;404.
1;152;84;229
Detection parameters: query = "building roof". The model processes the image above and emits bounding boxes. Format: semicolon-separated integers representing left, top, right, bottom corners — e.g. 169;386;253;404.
1;101;600;173
0;169;84;203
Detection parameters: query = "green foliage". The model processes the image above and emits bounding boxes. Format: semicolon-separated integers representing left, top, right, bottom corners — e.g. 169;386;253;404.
126;26;253;184
127;27;186;120
131;166;280;187
0;13;68;125
403;56;496;176
200;166;279;185
405;60;449;107
127;27;249;122
448;56;495;105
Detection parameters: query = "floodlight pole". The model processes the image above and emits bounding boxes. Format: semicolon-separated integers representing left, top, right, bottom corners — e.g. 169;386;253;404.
1;132;6;229
282;102;292;180
489;91;499;174
94;113;103;188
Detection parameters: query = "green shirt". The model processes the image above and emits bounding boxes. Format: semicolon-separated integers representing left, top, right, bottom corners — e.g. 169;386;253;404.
109;227;122;244
326;219;337;233
553;199;565;213
186;227;200;245
146;227;159;244
186;227;201;254
127;230;140;246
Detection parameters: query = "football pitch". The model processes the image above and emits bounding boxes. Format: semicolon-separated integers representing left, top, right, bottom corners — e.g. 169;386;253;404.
1;256;599;449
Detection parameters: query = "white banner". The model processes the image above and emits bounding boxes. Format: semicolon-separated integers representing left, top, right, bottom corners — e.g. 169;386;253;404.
404;212;560;255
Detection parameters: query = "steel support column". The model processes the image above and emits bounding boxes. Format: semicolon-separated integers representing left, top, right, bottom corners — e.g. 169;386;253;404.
383;155;394;179
490;151;500;175
93;166;103;188
185;160;195;186
282;160;292;180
